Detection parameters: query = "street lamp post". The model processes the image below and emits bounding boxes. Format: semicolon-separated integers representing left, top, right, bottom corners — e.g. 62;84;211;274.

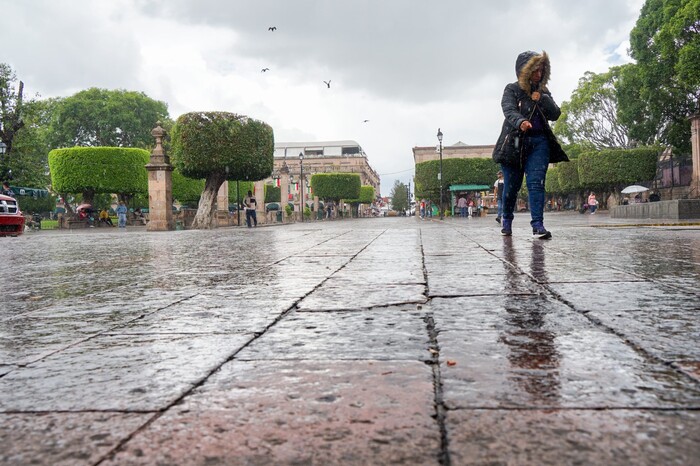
437;128;443;220
299;152;304;223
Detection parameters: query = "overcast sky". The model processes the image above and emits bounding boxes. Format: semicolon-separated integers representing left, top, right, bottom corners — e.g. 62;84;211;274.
2;0;645;195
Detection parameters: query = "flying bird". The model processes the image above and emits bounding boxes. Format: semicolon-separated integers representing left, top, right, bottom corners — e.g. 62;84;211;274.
261;68;270;72
323;80;331;88
363;119;370;123
268;26;277;31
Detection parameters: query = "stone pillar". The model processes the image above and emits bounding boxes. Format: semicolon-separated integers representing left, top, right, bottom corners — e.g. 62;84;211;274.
146;123;174;231
255;180;266;224
279;162;290;222
216;181;229;226
690;114;700;198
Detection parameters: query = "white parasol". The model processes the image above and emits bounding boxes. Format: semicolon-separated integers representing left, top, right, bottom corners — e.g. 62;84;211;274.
621;185;649;194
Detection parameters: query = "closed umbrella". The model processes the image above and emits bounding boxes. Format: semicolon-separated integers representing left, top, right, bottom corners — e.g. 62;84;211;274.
621;185;649;194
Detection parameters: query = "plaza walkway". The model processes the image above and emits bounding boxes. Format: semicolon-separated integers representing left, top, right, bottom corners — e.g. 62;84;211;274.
1;212;699;465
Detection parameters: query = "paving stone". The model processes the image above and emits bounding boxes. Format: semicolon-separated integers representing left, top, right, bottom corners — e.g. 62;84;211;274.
237;308;431;361
104;361;441;466
0;334;251;411
0;412;150;466
438;329;700;408
588;309;700;361
429;295;593;332
297;279;427;310
446;408;700;466
547;281;700;312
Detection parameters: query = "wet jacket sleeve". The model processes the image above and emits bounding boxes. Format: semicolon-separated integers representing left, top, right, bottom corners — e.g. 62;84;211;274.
501;84;527;131
538;91;561;121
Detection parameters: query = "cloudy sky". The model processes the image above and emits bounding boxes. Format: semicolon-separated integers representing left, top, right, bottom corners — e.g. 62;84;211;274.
2;0;645;195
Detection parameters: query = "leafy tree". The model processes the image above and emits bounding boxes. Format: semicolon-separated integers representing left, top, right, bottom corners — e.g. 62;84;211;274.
390;180;409;212
48;147;150;206
170;111;274;229
621;0;700;153
555;67;632;149
0;63;25;157
310;173;361;202
49;88;170;148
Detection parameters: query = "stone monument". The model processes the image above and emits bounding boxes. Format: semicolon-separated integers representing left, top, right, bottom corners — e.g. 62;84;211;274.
690;114;700;198
146;122;174;231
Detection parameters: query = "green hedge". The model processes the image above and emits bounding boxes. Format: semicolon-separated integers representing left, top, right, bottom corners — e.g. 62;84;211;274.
415;158;499;201
544;166;561;194
557;158;580;192
265;184;281;203
344;185;375;204
311;173;361;201
48;147;150;196
577;147;659;190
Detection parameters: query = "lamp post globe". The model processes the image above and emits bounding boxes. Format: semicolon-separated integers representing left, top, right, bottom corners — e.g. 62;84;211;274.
437;128;443;220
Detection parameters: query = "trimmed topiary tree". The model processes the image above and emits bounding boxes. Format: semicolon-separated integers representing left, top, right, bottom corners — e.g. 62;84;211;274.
577;147;659;192
414;158;499;202
265;184;281;203
311;173;361;202
48;147;149;207
343;185;375;217
545;166;561;194
170;112;274;229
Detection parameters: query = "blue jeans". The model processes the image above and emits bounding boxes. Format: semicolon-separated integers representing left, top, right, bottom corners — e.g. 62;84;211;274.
501;135;549;226
460;206;467;217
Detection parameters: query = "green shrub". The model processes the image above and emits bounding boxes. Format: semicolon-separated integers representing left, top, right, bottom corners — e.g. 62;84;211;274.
415;158;499;201
311;173;361;201
578;147;659;190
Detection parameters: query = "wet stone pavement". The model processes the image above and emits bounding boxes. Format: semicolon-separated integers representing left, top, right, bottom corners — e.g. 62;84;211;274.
1;212;699;465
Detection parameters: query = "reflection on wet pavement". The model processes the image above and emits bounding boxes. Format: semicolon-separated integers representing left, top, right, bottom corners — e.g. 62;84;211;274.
1;215;699;464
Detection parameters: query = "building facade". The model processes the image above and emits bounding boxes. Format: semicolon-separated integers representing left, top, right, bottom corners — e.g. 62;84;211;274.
412;141;495;165
273;140;381;195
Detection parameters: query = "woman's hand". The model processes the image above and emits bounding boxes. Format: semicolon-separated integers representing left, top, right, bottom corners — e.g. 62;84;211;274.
520;120;532;132
531;91;541;101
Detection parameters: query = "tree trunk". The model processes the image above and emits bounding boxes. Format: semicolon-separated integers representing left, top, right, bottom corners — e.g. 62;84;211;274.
82;189;95;206
192;174;225;229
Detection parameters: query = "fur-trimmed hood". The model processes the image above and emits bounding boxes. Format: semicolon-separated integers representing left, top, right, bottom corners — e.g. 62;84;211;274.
516;50;550;95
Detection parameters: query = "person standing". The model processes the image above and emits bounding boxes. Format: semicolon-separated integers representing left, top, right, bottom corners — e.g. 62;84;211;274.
587;192;598;214
244;190;257;227
116;201;128;228
457;195;468;218
492;50;568;239
467;198;475;218
493;171;504;224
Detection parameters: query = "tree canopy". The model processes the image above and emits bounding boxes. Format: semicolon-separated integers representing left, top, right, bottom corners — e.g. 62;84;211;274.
49;88;170;148
620;0;700;153
577;147;659;191
414;158;499;202
554;67;632;149
48;147;150;205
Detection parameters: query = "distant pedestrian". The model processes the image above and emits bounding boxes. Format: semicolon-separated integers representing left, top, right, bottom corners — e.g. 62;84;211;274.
244;190;257;227
492;50;569;239
99;208;114;226
457;196;468;218
1;181;14;197
493;170;504;224
116;201;128;228
420;199;426;218
467;199;475;218
587;192;598;214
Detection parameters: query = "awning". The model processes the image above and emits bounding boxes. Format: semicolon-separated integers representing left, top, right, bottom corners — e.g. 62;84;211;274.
449;184;490;191
10;186;49;198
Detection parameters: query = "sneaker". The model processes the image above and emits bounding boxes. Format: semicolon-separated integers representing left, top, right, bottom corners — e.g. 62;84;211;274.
532;223;552;239
501;218;512;236
496;216;501;224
